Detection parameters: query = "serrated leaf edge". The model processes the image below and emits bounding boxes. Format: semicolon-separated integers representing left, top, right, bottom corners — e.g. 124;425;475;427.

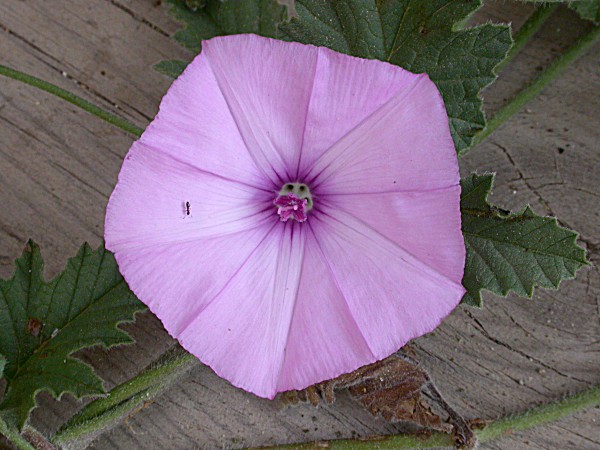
453;21;514;154
0;241;145;429
461;173;589;305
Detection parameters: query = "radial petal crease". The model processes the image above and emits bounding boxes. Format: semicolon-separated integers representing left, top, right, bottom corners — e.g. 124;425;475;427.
202;35;320;185
304;71;458;195
322;185;465;282
111;225;276;337
105;141;275;249
178;223;307;398
310;210;465;358
304;75;424;187
275;224;375;392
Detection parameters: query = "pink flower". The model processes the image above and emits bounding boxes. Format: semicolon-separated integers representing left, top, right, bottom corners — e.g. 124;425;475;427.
105;35;465;399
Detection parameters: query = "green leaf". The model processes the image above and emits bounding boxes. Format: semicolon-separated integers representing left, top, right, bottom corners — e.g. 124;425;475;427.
460;174;588;306
570;1;600;23
184;0;207;11
154;59;189;78
166;0;289;54
0;241;144;429
0;354;5;379
279;0;512;154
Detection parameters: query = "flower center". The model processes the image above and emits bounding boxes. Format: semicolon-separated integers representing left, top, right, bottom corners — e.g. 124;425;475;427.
273;183;313;223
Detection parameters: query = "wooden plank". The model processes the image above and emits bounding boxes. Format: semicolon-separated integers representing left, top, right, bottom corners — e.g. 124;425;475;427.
0;1;598;449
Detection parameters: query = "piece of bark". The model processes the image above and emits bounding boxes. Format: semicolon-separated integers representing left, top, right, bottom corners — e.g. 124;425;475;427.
279;351;480;449
279;353;444;430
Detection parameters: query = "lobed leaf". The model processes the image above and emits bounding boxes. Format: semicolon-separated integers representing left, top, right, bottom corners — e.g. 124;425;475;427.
279;0;513;154
460;174;589;306
0;241;144;429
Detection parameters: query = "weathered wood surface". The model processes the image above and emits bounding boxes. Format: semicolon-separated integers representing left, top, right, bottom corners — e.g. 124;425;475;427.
0;1;598;449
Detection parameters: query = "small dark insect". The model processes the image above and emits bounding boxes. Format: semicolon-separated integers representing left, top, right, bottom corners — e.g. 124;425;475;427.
185;201;191;216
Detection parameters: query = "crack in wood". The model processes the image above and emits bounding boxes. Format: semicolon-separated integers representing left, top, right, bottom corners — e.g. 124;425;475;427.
48;161;108;199
1;21;149;125
493;141;556;217
464;310;589;384
107;0;171;37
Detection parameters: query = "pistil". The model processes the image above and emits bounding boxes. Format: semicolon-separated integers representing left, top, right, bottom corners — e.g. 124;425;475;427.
273;183;313;222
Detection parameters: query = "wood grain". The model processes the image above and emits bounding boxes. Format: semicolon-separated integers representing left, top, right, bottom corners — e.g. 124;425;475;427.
0;1;598;449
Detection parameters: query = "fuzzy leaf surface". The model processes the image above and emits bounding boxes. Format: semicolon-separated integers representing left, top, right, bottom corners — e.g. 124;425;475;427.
460;174;588;306
279;0;512;154
169;0;288;52
159;0;289;74
0;241;144;429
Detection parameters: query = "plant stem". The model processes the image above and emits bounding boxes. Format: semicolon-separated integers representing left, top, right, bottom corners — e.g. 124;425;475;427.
52;346;197;445
252;384;600;449
477;384;600;443
46;348;600;450
0;64;144;138
471;24;600;147
0;416;36;450
52;385;162;447
496;4;558;73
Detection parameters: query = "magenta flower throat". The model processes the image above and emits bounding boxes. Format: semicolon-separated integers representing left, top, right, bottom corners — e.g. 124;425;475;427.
105;35;466;399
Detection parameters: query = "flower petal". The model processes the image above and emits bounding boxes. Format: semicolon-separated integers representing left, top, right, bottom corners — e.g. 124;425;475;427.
178;223;306;399
105;141;273;250
105;139;278;335
110;226;274;337
141;47;270;190
202;35;319;184
310;209;465;360
324;186;464;283
276;230;374;392
306;73;458;194
105;35;466;400
298;47;419;176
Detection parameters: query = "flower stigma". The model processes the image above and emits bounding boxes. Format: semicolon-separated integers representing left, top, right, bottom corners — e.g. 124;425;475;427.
273;183;313;223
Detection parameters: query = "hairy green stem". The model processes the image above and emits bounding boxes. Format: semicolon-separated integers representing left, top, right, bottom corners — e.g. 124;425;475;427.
477;384;600;443
53;346;197;444
0;64;143;137
472;24;600;147
52;385;162;447
253;385;600;449
0;416;36;450
50;355;599;450
496;4;558;73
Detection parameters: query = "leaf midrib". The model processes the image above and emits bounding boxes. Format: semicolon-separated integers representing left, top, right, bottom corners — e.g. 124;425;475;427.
3;280;127;386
